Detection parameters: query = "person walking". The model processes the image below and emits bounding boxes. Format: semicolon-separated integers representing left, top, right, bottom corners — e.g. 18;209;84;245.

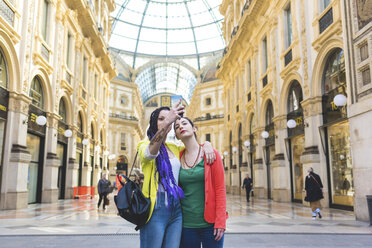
97;173;111;210
242;174;253;202
137;101;215;248
304;167;324;220
175;116;226;248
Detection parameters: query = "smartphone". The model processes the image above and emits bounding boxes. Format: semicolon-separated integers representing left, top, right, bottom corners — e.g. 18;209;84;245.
171;95;184;117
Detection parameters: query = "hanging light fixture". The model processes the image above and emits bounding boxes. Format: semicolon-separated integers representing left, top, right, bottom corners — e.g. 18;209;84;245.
36;116;47;126
333;94;347;107
64;129;72;138
287;119;296;129
261;131;269;139
82;139;89;145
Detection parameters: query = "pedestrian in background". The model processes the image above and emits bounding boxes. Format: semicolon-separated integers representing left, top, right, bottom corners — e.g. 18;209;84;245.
304;167;324;220
242;174;253;202
97;173;111;210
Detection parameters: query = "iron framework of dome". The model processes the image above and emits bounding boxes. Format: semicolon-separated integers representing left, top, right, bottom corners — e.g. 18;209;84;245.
110;0;225;70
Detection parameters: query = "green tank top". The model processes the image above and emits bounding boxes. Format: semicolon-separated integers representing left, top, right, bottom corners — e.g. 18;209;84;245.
179;158;212;228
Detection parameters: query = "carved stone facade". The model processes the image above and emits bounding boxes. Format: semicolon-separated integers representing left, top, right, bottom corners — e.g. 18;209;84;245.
0;0;116;210
217;0;368;219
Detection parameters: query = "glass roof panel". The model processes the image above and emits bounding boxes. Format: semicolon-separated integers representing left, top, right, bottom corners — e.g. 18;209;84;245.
110;0;225;69
135;62;197;103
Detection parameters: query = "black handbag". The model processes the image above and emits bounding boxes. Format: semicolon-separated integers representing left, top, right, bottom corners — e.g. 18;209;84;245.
114;169;152;231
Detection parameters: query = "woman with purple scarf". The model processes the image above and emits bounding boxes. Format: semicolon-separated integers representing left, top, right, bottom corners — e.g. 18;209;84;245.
137;101;215;248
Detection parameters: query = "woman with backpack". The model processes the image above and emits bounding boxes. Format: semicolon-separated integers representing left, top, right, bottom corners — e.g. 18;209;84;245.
137;101;215;248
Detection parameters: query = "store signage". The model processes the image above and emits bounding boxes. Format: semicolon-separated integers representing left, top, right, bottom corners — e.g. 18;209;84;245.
322;89;347;124
57;120;68;143
28;105;46;135
76;132;83;150
287;110;305;138
265;123;275;147
0;87;8;119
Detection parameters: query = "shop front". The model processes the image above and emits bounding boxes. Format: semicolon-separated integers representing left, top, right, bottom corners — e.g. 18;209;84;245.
286;81;305;203
27;104;46;204
264;101;275;200
57;120;68;200
76;132;83;187
248;115;256;182
0;48;9;199
321;48;354;210
0;87;9;196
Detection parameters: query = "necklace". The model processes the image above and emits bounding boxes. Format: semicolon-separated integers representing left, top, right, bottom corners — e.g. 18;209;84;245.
183;145;201;169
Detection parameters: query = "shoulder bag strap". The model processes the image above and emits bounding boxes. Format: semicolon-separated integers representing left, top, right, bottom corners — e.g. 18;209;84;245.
310;174;321;188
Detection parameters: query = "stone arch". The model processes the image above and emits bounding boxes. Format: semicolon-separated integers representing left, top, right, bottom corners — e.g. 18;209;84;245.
57;93;73;125
135;57;199;76
246;111;256;135
0;29;21;92
259;97;275;127
90;119;97;141
77;108;87;134
29;67;53;112
279;72;303;115
311;38;344;97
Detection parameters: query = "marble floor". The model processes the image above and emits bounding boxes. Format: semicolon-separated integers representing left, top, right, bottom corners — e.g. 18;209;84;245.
0;193;371;235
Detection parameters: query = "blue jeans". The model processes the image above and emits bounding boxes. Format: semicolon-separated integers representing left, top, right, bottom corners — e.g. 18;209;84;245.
140;192;182;248
181;225;224;248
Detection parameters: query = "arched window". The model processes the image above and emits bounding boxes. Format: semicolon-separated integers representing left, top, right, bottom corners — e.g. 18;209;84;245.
287;81;303;113
59;98;67;123
91;123;95;140
77;112;83;133
249;114;255;135
265;101;274;126
30;77;44;109
0;48;9;89
322;48;346;95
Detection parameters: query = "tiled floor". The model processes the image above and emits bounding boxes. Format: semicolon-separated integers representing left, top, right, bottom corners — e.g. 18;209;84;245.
0;193;370;235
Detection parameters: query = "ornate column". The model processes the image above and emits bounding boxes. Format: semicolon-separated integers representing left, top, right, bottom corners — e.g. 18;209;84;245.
1;93;31;209
272;115;291;202
42;112;60;203
82;134;91;187
301;97;328;207
66;125;79;199
253;128;265;198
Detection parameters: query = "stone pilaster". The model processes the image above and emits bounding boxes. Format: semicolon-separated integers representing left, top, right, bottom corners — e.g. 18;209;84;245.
66;157;79;199
253;158;265;198
1;93;31;209
42;152;59;203
301;97;328;207
42;113;60;203
272;154;290;202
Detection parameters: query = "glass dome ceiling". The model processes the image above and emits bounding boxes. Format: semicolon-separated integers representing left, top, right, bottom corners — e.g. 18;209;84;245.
110;0;225;69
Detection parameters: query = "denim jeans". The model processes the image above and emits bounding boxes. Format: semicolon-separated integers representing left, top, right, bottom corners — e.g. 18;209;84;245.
181;225;224;248
140;192;182;248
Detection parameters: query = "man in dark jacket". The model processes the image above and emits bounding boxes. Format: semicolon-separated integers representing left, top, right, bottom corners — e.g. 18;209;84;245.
97;173;111;210
304;167;323;219
242;174;253;202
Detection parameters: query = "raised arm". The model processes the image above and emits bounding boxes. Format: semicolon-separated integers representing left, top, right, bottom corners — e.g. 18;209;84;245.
148;101;184;156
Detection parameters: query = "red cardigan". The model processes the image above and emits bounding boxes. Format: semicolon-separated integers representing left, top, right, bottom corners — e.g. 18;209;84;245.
180;149;227;230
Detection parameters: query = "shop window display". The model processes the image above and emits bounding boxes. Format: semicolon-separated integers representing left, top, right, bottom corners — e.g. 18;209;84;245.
327;122;354;206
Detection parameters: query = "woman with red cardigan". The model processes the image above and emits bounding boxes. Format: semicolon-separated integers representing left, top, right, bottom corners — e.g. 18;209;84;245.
174;117;227;248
